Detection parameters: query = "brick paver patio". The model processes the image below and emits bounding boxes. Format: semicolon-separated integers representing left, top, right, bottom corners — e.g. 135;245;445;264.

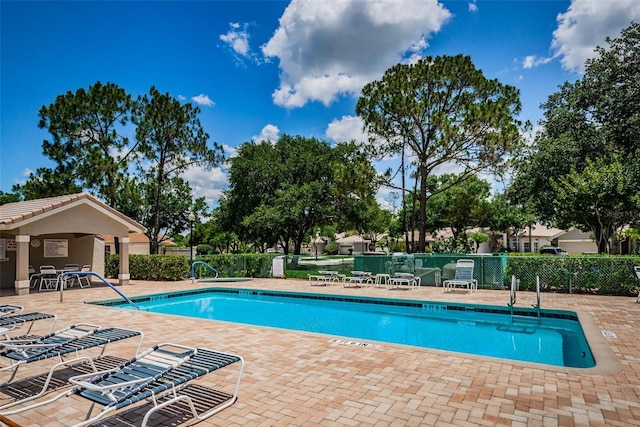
1;278;639;426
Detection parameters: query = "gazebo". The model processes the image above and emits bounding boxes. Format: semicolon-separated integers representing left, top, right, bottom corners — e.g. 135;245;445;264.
0;193;146;295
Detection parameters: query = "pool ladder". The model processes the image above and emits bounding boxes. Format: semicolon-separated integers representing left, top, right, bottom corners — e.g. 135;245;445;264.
508;275;541;325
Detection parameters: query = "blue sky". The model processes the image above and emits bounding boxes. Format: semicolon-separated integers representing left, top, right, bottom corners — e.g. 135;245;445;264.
2;0;639;209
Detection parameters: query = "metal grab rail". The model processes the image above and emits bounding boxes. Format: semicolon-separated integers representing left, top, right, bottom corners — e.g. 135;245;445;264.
509;275;541;325
535;275;541;322
190;261;219;283
57;271;140;310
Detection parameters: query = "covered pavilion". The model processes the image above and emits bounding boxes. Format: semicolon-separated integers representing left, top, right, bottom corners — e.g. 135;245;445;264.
0;193;145;295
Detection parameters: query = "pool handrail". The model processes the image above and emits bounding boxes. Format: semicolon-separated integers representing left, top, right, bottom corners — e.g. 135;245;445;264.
190;261;219;283
57;271;140;310
534;275;541;323
509;275;541;325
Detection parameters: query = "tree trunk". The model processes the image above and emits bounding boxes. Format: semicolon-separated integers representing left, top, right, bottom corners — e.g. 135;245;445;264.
401;143;409;253
417;163;428;252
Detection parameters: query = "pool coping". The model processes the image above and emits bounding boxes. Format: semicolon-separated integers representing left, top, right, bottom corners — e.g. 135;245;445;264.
86;285;622;375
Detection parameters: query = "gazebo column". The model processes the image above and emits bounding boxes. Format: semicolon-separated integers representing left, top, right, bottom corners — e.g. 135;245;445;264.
118;236;130;286
14;235;30;295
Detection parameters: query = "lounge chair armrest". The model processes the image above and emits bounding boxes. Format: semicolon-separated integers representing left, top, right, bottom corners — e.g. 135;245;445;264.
69;373;155;392
2;341;58;350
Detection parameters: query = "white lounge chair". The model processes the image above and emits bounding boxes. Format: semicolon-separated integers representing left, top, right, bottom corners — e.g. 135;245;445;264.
0;323;100;360
443;259;477;294
0;311;57;339
0;305;22;317
1;344;244;427
0;324;144;411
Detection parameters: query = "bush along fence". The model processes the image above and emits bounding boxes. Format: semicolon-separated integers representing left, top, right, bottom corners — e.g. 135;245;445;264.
105;253;276;281
105;253;640;297
506;255;640;296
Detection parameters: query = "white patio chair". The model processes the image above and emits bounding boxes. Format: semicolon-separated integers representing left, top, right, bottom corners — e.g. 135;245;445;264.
76;265;92;288
38;265;59;292
442;259;477;294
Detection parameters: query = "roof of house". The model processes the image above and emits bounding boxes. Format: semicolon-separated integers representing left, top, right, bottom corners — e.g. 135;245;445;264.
335;234;371;244
0;192;145;232
515;224;565;238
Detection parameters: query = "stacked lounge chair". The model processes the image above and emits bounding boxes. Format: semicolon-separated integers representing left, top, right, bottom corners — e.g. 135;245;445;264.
0;311;57;339
0;306;23;318
1;342;244;427
0;324;144;411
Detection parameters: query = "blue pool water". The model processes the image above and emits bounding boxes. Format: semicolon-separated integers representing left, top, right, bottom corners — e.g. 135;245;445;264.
91;288;595;368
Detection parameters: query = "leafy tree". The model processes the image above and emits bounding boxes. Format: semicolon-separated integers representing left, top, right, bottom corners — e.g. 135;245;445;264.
486;194;537;251
31;82;135;207
223;135;337;254
0;191;21;205
13;167;83;200
133;87;223;253
468;231;489;253
431;235;471;254
356;54;524;252
509;22;640;253
219;135;379;254
551;157;640;254
422;174;491;239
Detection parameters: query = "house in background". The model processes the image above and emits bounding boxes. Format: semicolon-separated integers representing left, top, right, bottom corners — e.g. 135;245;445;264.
508;224;599;254
335;234;372;255
508;224;565;253
419;224;600;254
100;233;151;256
553;228;598;254
101;233;178;256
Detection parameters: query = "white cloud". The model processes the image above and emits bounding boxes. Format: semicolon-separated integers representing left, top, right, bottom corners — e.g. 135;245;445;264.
219;22;252;58
191;94;215;106
468;1;478;13
551;0;640;73
222;144;238;159
12;168;33;187
325;115;368;144
182;164;228;207
262;0;451;108
252;124;280;144
522;54;553;69
375;186;399;212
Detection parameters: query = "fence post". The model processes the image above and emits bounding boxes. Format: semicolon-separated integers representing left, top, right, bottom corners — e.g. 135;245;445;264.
568;261;573;294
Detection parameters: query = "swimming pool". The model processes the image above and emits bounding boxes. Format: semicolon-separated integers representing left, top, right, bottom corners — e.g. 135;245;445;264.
90;288;595;368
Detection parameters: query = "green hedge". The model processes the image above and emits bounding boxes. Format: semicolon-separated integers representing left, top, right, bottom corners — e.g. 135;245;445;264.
106;253;277;280
105;254;190;281
505;255;640;296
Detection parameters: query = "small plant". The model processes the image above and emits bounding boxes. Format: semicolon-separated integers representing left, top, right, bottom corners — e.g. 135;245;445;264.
324;241;339;255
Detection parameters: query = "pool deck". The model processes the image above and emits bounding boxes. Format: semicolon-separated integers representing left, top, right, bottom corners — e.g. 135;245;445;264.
1;278;639;426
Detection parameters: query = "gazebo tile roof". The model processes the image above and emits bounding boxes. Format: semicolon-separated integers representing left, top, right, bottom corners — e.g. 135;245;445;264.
0;193;144;232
